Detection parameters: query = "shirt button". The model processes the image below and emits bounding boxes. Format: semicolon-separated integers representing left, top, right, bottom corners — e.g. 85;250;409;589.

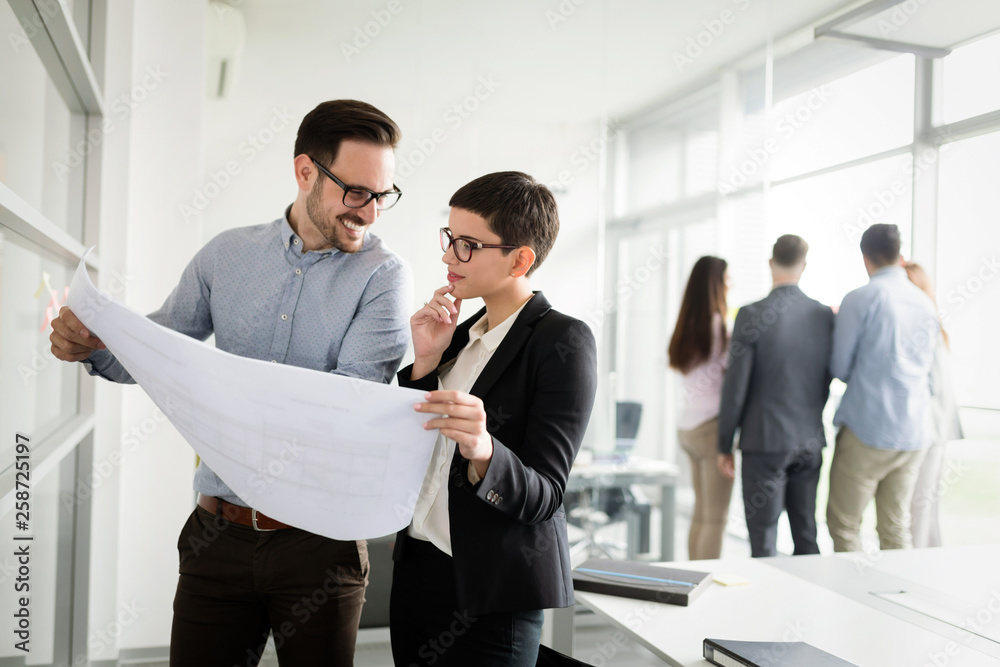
293;238;299;245
295;268;302;275
270;360;277;363
284;242;289;248
487;490;495;501
281;314;288;321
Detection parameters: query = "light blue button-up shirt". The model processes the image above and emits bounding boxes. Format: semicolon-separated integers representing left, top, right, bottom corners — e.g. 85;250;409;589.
85;210;412;504
830;265;938;450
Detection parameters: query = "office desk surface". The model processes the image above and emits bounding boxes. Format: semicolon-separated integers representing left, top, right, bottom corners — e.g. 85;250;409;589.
567;457;679;485
573;547;1000;667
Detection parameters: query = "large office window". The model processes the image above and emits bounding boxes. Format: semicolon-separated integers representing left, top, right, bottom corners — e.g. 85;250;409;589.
0;0;105;661
768;154;914;306
0;0;87;237
936;132;1000;411
939;30;1000;125
767;55;915;181
0;233;80;451
604;16;1000;547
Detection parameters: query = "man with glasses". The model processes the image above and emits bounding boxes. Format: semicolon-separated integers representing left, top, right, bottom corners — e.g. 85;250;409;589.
49;100;411;666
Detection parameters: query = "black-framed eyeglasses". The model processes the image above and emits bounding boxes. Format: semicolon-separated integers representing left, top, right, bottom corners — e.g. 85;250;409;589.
310;157;402;211
440;227;518;263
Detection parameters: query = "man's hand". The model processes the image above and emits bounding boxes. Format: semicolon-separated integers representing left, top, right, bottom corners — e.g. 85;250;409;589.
717;453;735;480
415;390;492;478
49;306;106;362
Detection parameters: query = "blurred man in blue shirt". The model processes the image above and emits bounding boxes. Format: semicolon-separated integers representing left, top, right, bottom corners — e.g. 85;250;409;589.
827;223;938;552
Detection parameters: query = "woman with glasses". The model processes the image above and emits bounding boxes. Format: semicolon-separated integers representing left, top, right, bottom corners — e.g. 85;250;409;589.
668;256;733;560
389;172;598;667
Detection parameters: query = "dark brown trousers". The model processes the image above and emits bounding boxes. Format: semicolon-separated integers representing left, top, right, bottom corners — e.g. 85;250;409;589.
169;506;368;666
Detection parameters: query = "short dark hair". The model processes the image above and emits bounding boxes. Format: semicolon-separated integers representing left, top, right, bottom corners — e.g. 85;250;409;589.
293;100;401;168
448;172;559;276
772;234;809;267
860;223;901;267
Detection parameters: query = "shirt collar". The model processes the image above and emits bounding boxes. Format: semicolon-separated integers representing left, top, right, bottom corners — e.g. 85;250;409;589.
279;206;337;259
280;207;301;250
871;265;906;280
469;297;533;353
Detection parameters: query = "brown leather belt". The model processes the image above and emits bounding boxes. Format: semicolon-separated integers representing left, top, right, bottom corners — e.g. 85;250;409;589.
197;494;293;531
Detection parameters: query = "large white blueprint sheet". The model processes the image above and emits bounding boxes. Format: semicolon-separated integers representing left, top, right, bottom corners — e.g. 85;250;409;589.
67;252;437;540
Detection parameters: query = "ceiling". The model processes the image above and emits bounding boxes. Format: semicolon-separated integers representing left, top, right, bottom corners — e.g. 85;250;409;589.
234;0;863;127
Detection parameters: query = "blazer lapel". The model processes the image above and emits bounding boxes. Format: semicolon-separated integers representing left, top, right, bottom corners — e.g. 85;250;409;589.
469;292;551;398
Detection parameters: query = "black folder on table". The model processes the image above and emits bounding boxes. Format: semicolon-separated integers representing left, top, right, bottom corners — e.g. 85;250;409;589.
571;558;711;607
703;638;858;666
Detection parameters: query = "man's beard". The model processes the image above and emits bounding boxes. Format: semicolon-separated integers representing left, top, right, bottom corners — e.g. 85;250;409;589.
306;182;367;253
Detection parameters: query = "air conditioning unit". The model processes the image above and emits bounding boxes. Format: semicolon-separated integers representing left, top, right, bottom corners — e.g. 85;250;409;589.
206;0;246;100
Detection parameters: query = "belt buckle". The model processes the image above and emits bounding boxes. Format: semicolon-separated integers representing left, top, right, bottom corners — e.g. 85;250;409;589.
251;509;276;532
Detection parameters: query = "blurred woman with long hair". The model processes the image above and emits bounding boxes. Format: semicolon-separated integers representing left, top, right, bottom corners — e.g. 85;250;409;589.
904;261;963;547
668;256;733;560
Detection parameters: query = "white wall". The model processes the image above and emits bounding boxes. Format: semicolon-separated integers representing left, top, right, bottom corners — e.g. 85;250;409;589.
109;0;208;654
198;2;608;374
86;0;132;660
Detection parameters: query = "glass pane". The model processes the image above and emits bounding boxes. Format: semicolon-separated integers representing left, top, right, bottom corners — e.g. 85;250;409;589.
738;55;915;182
684;128;720;197
626;125;683;212
718;192;769;311
66;0;93;53
614;229;670;459
936;132;1000;410
939;31;1000;125
0;0;87;238
0;230;79;471
0;459;65;664
766;153;914;308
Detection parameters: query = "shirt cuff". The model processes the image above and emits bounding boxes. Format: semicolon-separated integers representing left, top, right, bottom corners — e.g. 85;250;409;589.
467;461;482;486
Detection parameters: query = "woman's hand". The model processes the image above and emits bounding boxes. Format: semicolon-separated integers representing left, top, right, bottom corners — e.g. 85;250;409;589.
416;390;493;478
410;285;461;380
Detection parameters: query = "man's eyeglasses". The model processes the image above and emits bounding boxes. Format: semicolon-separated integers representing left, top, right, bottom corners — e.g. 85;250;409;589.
310;157;402;211
440;227;518;263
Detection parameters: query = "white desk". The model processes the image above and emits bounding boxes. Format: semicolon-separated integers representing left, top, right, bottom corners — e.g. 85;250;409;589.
555;546;1000;666
567;458;679;561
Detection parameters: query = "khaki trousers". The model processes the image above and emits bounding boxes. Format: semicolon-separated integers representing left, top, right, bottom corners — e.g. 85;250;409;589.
826;427;926;553
678;418;733;560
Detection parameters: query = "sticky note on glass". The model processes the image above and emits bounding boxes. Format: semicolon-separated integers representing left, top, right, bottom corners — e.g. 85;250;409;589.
712;573;751;586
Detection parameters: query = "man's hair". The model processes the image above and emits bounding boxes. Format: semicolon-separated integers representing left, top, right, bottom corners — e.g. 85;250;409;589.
448;171;559;276
772;234;809;267
860;223;901;267
293;100;401;168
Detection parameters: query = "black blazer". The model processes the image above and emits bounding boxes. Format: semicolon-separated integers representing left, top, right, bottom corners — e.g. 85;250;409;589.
394;292;598;616
717;285;834;455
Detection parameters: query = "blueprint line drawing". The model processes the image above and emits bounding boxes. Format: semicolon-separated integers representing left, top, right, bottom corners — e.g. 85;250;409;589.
68;251;437;540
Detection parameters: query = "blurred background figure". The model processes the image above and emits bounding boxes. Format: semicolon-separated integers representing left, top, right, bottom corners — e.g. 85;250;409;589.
668;256;733;560
905;261;964;548
717;235;834;558
827;224;938;552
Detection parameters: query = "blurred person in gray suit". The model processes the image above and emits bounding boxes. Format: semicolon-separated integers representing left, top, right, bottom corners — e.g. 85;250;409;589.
717;235;834;557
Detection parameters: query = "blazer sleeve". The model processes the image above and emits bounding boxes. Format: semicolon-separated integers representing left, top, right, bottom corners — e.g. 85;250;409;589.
470;319;598;525
397;363;440;392
717;306;754;454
